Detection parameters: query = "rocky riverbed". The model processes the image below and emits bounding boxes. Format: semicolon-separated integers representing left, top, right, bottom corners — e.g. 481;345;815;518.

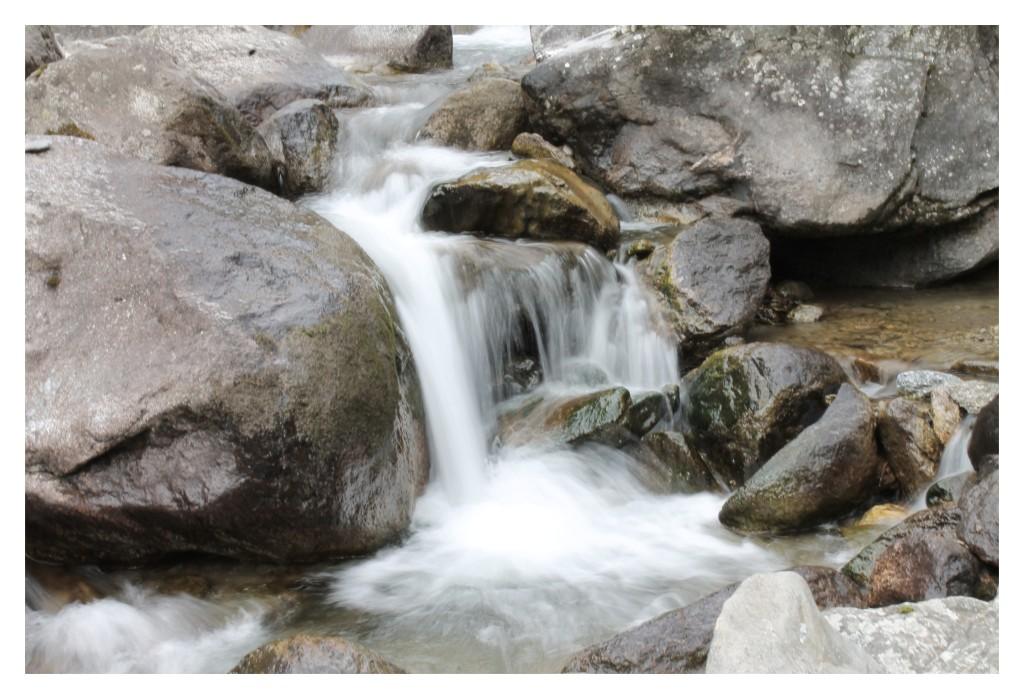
25;25;998;674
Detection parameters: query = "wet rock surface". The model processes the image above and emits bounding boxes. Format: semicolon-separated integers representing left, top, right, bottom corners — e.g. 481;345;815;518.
926;472;976;508
530;26;611;62
496;388;632;449
25;137;429;564
957;472;998;567
421;159;620;250
637;217;771;354
299;25;452;72
231;635;405;673
841;506;991;607
419;78;527;151
822;597;998;673
512;132;575;169
876;397;946;496
257;99;339;196
719;384;880;534
968;395;999;468
26;26;63;78
682;343;847;487
640;430;722;493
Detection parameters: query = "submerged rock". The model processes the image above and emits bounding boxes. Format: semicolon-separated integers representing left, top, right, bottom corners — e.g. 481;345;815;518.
512;132;575;170
26;26;63;78
522;26;997;235
641;430;722;493
705;573;880;673
419;78;527;151
299;25;452;72
719;384;880;534
25;137;429;564
968;395;999;468
682;343;847;487
421;159;620;250
25;40;278;191
637;217;771;354
925;472;976;508
841;506;991;607
875;397;945;497
231;635;405;673
957;472;998;567
822;597;998;673
257;99;338;196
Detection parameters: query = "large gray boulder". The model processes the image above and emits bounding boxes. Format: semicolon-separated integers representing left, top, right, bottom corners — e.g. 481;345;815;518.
421;159;620;250
25;40;278;191
875;397;946;496
231;635;404;673
257;99;339;196
25;137;429;564
823;597;998;673
130;26;373;125
298;25;452;72
682;343;847;487
637;217;770;353
957;471;998;567
719;384;880;534
522;26;998;286
705;573;880;673
842;506;992;606
418;78;527;151
26;26;63;78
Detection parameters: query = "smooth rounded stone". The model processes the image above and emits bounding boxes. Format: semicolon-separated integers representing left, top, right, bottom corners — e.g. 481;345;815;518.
823;597;998;673
641;430;721;493
841;506;991;607
530;25;613;62
788;304;824;324
947;379;999;415
299;25;452;72
25;137;429;564
421;159;620;251
561;566;861;674
875;397;944;496
133;25;373;124
523;27;997;234
719;384;880;534
638;217;770;354
706;573;880;673
25;40;278;191
512;132;575;170
682;342;847;487
957;471;998;567
844;504;910;536
231;635;404;673
257;99;339;196
896;369;964;398
925;472;976;508
418;78;527;151
968;394;998;468
770;204;999;288
26;26;63;78
495;387;632;449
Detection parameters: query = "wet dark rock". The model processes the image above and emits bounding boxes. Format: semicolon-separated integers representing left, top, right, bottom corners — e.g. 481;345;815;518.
496;387;631;449
299;25;452;72
512;132;575;170
561;566;861;673
502;358;541;396
421;159;620;250
25;137;429;564
625;391;672;436
950;358;999;379
231;635;405;673
842;506;991;607
419;78;527;151
975;455;999;479
25;39;278;191
957;471;998;567
640;431;721;493
682;343;847;488
523;27;997;235
926;472;976;508
637;217;770;354
875;397;944;497
257;99;339;196
719;384;880;534
26;26;63;78
968;395;998;468
530;26;612;62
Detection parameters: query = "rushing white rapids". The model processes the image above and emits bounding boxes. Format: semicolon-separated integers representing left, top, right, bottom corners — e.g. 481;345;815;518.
25;27;864;674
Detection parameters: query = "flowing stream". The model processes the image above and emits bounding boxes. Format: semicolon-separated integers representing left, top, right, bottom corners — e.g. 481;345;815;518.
27;27;922;674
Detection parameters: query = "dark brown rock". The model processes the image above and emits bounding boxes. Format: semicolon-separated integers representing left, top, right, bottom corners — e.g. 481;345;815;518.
419;78;527;151
968;394;998;468
876;397;944;496
512;132;575;170
641;430;722;493
231;635;404;673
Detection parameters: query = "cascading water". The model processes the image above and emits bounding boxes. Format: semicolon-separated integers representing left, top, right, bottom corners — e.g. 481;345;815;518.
25;27;862;674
